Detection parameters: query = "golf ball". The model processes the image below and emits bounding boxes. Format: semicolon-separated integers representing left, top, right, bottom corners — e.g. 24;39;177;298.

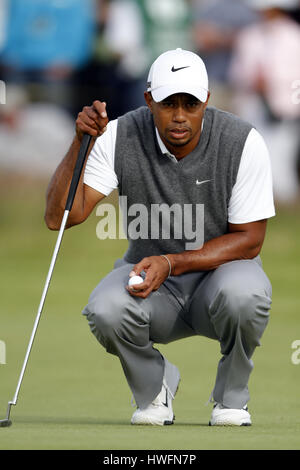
128;275;144;288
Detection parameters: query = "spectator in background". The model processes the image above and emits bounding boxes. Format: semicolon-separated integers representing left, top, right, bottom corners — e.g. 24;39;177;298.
229;0;300;204
103;0;193;114
0;84;74;177
0;0;97;114
191;0;258;111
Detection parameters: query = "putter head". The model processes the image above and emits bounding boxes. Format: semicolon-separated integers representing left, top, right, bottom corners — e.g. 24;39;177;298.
0;402;13;427
0;419;12;427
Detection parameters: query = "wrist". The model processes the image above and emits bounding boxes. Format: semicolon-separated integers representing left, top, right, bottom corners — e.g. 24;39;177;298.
167;254;177;276
160;254;172;277
165;253;186;276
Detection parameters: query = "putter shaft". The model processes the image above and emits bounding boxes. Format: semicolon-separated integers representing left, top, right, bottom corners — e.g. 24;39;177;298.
12;210;70;407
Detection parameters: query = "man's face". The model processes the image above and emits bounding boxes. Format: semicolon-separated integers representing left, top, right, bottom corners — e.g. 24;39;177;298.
144;92;209;158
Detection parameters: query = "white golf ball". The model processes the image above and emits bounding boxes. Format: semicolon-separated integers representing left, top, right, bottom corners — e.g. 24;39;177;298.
128;275;144;288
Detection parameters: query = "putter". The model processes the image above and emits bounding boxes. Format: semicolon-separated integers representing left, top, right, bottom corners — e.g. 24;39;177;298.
0;133;92;427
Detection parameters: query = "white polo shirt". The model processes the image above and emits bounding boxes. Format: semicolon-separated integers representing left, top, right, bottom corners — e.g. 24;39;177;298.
84;118;275;224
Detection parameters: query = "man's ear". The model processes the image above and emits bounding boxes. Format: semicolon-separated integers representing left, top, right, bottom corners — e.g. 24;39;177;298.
144;91;153;112
204;91;210;109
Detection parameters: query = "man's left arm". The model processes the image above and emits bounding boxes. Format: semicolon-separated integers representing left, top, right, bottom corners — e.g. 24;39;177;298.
127;219;267;298
167;219;267;275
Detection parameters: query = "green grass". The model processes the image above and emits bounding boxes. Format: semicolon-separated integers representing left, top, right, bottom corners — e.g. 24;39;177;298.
0;175;300;450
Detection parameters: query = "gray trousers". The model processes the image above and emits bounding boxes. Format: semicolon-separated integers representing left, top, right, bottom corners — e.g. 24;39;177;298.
82;256;272;410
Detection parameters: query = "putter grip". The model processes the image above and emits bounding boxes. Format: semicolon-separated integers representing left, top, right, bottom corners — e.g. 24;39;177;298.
65;134;92;212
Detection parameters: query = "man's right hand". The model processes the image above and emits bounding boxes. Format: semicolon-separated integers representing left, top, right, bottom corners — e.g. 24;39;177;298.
76;100;109;141
45;100;108;230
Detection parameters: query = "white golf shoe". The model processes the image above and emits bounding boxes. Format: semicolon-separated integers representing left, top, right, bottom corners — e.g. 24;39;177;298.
131;380;176;426
209;403;252;426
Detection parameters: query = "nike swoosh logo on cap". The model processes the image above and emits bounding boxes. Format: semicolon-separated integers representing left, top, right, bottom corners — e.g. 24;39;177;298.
171;66;190;72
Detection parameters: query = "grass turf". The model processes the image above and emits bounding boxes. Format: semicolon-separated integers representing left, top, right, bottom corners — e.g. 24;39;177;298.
0;175;299;450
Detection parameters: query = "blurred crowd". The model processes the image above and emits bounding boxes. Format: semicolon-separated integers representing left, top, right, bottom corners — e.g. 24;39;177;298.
0;0;300;204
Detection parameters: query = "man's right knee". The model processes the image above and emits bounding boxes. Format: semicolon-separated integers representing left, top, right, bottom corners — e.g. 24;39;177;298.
84;286;149;350
84;297;125;354
86;291;127;335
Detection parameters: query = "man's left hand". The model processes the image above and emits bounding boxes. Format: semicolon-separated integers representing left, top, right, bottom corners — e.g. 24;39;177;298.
126;256;170;298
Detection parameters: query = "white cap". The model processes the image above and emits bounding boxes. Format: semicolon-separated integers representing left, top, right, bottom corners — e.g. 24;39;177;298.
147;48;209;103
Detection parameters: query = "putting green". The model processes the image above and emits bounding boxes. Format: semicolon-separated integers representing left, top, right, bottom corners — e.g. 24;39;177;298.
0;178;299;450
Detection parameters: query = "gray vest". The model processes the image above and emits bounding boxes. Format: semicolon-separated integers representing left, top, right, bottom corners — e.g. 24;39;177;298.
115;106;252;264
